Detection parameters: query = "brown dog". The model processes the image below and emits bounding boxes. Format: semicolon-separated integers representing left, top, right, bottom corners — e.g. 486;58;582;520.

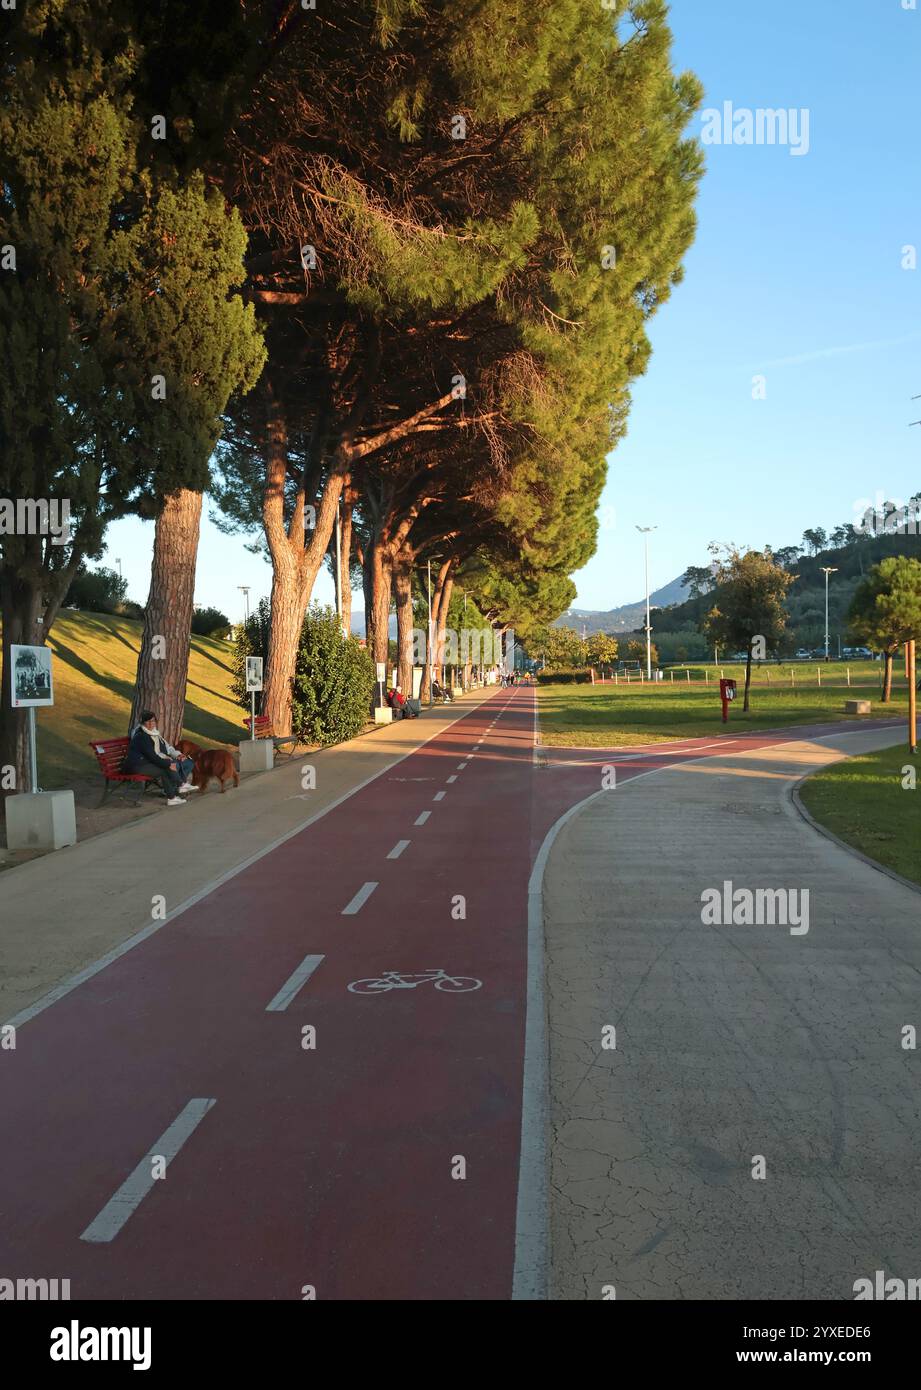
176;739;202;759
191;748;239;793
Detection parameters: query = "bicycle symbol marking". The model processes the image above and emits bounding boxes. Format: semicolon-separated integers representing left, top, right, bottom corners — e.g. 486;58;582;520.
347;969;483;995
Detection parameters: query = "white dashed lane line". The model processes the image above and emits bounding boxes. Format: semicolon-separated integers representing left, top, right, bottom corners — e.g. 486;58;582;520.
433;791;445;802
457;762;468;770
415;811;431;826
446;775;457;784
342;882;379;915
387;840;410;860
266;954;325;1012
81;1099;216;1244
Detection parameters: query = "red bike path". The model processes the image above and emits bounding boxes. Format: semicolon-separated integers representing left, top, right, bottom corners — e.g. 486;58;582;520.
0;689;894;1300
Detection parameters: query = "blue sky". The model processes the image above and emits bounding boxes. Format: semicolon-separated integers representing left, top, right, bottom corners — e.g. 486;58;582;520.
105;0;921;623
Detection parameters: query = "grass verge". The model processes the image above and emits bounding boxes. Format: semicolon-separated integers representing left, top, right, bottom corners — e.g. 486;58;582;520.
798;743;921;886
536;676;908;748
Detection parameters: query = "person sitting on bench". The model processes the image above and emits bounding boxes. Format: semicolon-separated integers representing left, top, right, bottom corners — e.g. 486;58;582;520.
123;711;195;805
387;685;419;719
129;719;196;789
431;677;453;703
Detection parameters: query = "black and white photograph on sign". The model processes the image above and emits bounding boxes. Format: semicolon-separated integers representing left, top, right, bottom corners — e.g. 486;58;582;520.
245;656;263;691
10;644;54;707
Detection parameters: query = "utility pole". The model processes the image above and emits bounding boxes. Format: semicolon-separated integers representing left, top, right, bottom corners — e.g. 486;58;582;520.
636;525;657;680
821;567;838;662
908;639;917;755
427;558;433;708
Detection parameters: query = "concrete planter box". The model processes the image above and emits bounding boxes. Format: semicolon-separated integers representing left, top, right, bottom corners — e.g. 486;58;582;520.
238;738;274;773
5;791;76;851
844;699;872;715
373;706;393;725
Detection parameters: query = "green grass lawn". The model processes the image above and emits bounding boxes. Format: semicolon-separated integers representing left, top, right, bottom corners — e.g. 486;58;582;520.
537;666;910;747
799;743;921;886
3;609;242;787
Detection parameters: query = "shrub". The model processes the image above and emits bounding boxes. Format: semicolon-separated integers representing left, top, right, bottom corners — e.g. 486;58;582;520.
64;564;127;614
537;667;593;685
191;605;231;637
233;600;374;747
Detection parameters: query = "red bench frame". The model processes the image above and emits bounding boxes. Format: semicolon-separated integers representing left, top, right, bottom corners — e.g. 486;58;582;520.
89;737;158;807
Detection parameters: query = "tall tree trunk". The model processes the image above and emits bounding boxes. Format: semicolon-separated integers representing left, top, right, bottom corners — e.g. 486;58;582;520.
882;650;894;703
436;571;455;683
393;549;415;696
129;488;203;744
364;533;393;668
260;386;346;735
339;488;353;638
420;559;452;702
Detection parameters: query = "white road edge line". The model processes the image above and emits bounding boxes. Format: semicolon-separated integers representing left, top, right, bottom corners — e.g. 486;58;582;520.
81;1098;216;1244
414;811;431;826
342;881;379;915
3;696;490;1033
266;954;325;1012
387;839;410;860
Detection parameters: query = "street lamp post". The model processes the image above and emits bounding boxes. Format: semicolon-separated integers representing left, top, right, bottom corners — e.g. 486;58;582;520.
821;567;838;662
238;586;250;624
636;525;657;680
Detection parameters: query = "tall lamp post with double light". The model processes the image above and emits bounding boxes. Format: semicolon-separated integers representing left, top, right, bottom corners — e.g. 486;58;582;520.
821;567;838;662
636;525;657;680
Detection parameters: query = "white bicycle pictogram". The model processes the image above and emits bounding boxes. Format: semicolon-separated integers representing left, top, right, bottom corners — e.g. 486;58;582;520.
348;968;482;995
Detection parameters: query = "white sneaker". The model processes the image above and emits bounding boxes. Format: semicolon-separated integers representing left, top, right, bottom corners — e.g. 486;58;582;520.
166;796;187;806
179;783;199;792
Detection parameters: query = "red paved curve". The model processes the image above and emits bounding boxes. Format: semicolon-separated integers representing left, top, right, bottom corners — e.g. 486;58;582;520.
0;691;896;1299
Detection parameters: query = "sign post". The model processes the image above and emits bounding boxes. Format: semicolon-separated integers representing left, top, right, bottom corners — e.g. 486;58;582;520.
719;677;737;724
7;644;76;850
245;657;264;741
11;643;54;792
240;655;273;774
28;707;38;793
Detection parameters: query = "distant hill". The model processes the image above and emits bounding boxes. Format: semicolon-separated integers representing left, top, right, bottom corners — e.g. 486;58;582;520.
555;573;690;634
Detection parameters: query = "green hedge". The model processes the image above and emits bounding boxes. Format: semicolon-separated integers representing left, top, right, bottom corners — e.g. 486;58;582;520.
234;600;375;746
537;667;593;685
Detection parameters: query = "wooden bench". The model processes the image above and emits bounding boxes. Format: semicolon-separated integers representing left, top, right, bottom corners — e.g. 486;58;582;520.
89;737;158;807
242;715;300;758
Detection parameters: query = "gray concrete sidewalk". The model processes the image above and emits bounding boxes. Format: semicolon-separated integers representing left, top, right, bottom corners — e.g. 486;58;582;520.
0;691;491;1022
543;728;921;1301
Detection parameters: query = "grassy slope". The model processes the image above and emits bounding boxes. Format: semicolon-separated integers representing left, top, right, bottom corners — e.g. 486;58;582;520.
4;609;242;787
799;744;921;886
537;665;909;747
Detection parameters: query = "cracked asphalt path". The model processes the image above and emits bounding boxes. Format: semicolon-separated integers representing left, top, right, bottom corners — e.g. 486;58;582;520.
542;728;921;1301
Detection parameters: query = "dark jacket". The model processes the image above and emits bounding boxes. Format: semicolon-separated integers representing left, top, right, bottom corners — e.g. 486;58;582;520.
123;726;175;773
